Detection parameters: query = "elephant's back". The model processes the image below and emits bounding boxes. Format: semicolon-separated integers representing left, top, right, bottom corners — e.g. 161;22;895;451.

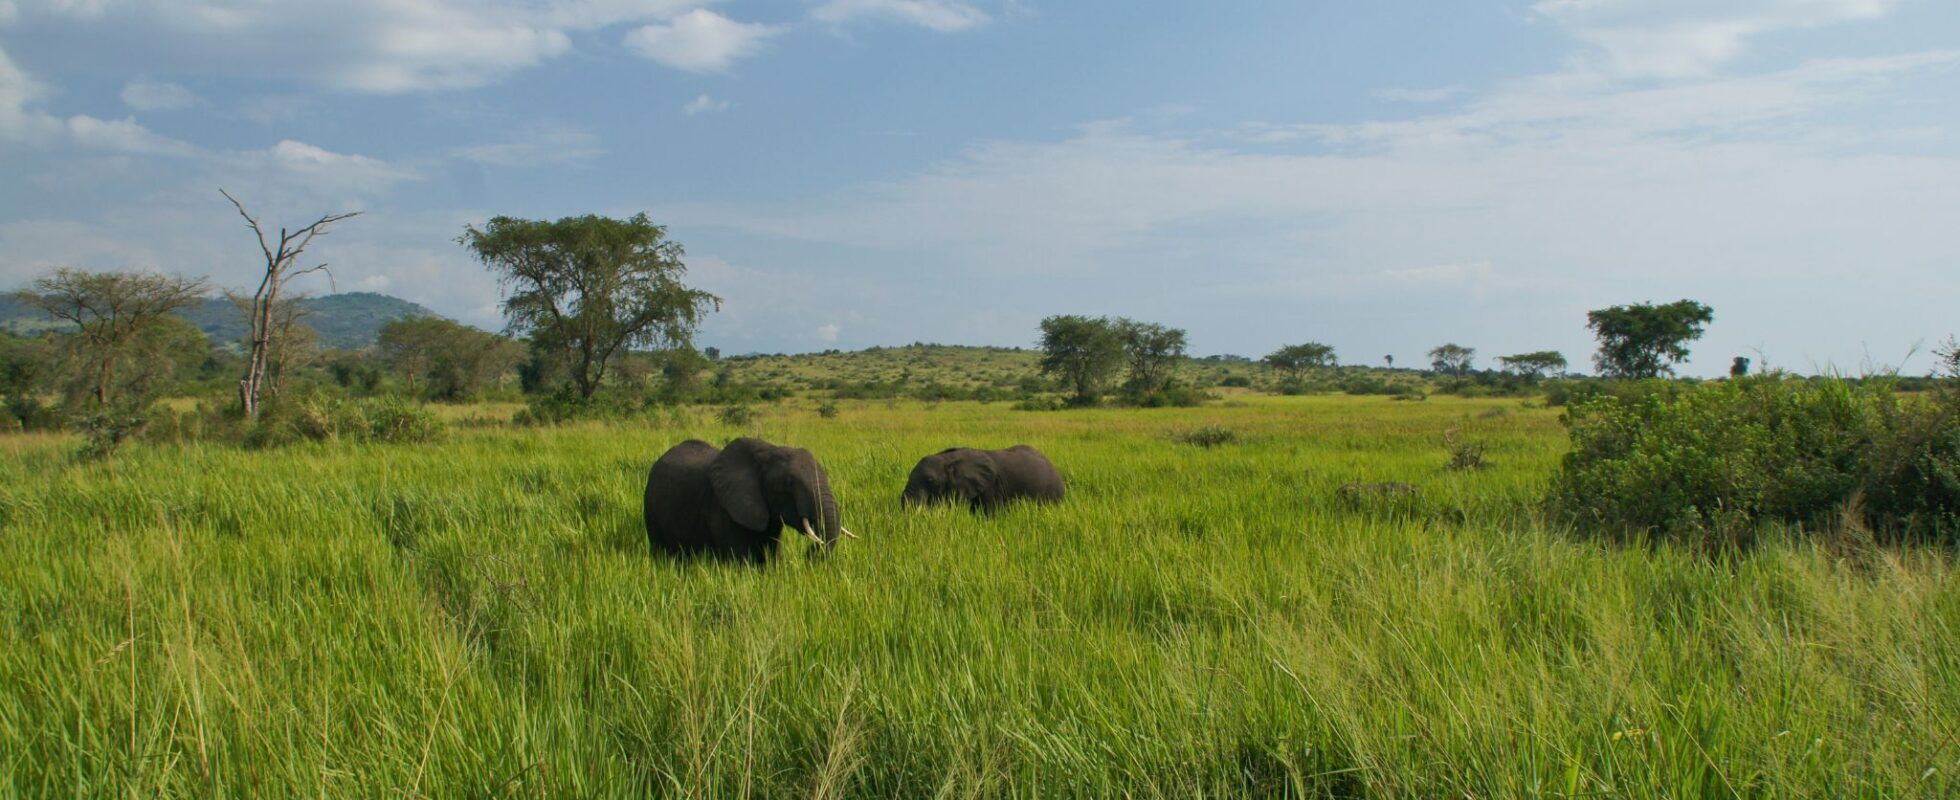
998;445;1066;500
645;440;719;552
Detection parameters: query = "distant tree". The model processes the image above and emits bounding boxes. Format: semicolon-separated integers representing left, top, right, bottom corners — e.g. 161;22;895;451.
460;213;720;400
1730;356;1751;378
1428;343;1476;376
221;190;359;418
377;316;525;401
1038;315;1125;406
1586;300;1714;379
1497;350;1567;379
13;268;208;406
1115;318;1187;398
704;346;720;361
1264;342;1338;378
1384;354;1394;369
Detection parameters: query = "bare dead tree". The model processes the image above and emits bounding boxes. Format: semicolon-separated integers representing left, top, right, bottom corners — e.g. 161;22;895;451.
221;189;358;417
226;291;318;399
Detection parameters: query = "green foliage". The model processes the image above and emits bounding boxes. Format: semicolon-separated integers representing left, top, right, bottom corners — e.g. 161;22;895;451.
1170;424;1237;447
1114;318;1188;399
816;401;840;419
1428;343;1475;376
376;316;525;401
1586;299;1714;378
717;404;757;426
240;394;446;448
1263;342;1337;377
1550;375;1960;544
1038;315;1126;406
71;404;149;460
14;268;209;406
460;213;720;399
1496;350;1567;378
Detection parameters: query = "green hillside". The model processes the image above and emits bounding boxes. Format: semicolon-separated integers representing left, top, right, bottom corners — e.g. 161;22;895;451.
2;291;437;350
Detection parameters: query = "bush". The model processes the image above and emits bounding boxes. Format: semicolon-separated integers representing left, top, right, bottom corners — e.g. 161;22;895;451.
1443;429;1488;471
1550;375;1960;545
1170;425;1237;448
718;405;757;426
816;402;839;419
241;394;444;448
1219;375;1252;388
73;407;149;461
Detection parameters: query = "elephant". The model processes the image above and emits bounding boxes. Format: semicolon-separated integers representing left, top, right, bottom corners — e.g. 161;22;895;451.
901;445;1065;511
643;437;856;562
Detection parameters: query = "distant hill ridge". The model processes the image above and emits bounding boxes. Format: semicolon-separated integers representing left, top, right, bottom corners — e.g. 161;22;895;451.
0;291;439;350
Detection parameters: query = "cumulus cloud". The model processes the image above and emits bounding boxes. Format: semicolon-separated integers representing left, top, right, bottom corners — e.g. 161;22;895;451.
625;9;779;73
1535;0;1899;77
683;92;730;115
120;77;200;111
812;0;988;31
2;0;709;92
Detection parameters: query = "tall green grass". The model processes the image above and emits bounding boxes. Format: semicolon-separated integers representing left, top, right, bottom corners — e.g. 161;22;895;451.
1;396;1955;796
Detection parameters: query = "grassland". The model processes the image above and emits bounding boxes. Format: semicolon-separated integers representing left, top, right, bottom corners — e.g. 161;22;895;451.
2;395;1957;797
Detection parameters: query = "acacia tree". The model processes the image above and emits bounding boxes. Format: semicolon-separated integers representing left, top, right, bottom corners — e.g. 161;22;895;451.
1428;343;1476;376
460;213;719;401
1264;342;1337;379
1586;300;1714;378
1038;315;1124;406
14;268;207;406
1496;350;1567;379
377;316;526;401
221;190;359;417
1115;318;1187;398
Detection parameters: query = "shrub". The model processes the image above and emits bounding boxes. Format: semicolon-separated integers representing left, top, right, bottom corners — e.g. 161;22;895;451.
718;405;757;426
1443;429;1488;471
73;407;148;461
363;397;443;444
1549;375;1960;545
1219;375;1252;388
816;402;840;419
1170;426;1237;448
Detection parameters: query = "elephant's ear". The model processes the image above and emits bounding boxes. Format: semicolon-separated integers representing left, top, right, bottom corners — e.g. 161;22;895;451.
951;454;998;503
709;439;772;530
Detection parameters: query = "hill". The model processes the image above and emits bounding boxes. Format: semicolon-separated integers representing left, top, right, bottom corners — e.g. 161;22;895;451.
1;291;437;350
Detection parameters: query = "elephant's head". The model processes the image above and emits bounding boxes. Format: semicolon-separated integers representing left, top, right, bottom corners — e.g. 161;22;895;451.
902;448;995;509
710;437;854;547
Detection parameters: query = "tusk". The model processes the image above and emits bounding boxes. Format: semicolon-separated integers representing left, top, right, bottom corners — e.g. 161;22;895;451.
800;519;824;544
839;526;859;540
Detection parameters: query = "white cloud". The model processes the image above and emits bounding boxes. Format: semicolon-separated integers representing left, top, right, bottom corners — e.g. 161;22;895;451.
2;44;199;154
624;9;779;73
682;92;730;115
452;122;604;165
815;323;840;342
1535;0;1899;77
812;0;988;31
668;46;1960;367
3;0;709;92
120;77;200;111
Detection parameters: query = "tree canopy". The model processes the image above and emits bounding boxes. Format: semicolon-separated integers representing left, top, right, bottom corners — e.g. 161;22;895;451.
1263;343;1337;376
1115;319;1187;399
377;316;526;401
13;268;207;406
1428;343;1476;376
1586;300;1714;378
1038;315;1125;406
460;213;720;400
1496;350;1567;378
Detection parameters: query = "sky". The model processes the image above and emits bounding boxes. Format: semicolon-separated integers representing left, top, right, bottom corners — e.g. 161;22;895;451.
2;0;1957;375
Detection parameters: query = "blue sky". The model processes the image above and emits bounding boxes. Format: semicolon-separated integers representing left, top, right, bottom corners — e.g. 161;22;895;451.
2;0;1957;374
